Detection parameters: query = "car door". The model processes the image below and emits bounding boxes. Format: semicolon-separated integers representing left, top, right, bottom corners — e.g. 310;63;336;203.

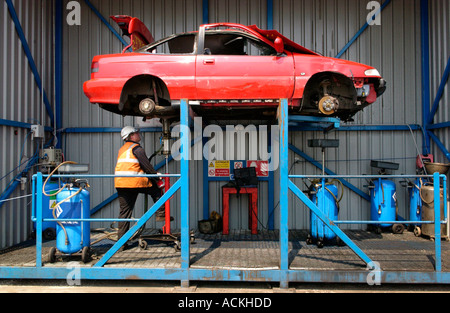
195;30;295;101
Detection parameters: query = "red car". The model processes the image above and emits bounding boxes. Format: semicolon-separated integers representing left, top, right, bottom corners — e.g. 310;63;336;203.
83;16;386;121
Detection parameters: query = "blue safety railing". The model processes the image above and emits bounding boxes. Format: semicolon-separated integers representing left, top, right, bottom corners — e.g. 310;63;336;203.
3;99;449;288
277;98;449;287
288;173;448;272
29;100;191;278
31;173;182;268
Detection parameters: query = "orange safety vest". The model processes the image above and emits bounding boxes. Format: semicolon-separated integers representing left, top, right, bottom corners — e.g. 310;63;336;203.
115;142;152;188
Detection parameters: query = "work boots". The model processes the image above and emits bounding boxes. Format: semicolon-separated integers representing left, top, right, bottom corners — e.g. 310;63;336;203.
155;206;174;222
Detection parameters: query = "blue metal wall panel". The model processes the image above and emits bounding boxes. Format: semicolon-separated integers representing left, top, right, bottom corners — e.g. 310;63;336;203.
1;0;55;250
2;1;448;252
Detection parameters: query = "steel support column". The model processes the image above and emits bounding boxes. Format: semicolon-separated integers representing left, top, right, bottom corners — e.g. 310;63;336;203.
421;0;431;154
203;0;209;24
278;99;375;289
267;0;273;30
180;99;191;287
55;0;63;148
278;99;289;289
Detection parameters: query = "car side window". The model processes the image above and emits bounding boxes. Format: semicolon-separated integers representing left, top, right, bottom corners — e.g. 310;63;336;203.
245;37;277;56
204;33;276;56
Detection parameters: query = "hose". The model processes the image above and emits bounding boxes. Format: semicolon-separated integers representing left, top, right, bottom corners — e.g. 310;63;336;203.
419;182;435;205
42;161;78;197
90;220;146;246
149;144;163;162
311;178;344;212
42;161;87;246
53;187;83;245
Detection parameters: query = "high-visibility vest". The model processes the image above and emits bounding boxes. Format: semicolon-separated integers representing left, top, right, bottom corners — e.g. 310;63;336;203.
115;142;152;188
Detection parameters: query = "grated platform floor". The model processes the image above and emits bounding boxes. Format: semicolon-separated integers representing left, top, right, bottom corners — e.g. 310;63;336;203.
0;229;449;272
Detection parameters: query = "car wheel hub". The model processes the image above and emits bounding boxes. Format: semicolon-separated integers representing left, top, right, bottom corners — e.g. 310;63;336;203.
318;95;338;115
139;98;156;115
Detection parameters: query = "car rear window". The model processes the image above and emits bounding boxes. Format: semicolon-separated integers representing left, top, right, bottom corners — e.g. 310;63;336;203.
140;34;196;54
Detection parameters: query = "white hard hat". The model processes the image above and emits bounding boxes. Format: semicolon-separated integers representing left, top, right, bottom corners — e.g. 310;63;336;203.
121;126;139;140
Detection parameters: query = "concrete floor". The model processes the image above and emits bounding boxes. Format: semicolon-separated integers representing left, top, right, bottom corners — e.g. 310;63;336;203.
1;229;449;293
1;279;450;293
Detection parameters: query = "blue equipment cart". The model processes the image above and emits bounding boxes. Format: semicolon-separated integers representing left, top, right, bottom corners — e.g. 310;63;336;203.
307;182;343;247
48;182;91;263
368;161;404;234
305;139;344;247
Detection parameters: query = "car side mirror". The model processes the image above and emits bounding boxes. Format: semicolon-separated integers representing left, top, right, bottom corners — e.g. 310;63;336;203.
274;37;284;55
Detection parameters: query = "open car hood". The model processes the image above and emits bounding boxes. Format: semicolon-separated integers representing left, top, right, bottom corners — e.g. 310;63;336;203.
247;25;319;55
111;15;154;52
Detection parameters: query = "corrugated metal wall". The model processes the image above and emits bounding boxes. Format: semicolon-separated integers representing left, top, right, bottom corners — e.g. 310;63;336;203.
61;0;204;230
56;0;450;231
429;0;450;164
273;0;425;229
1;0;448;249
1;0;55;249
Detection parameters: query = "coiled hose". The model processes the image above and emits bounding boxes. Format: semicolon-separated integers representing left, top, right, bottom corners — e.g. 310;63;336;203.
42;161;88;245
310;178;344;211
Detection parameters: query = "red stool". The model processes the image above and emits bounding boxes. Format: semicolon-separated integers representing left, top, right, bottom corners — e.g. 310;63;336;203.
222;186;258;235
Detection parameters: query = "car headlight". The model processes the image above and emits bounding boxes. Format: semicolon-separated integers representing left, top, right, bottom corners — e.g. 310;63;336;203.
365;69;381;77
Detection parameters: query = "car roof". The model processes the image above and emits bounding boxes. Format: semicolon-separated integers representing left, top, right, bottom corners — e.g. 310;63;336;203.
137;23;319;55
202;23;318;55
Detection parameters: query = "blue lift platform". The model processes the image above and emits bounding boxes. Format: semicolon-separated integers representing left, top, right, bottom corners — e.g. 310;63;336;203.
0;99;449;288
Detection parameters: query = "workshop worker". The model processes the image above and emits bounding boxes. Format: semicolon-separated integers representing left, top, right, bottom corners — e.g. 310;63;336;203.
115;126;167;248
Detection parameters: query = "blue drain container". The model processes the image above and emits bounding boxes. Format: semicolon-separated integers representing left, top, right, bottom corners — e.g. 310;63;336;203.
369;178;396;228
34;181;59;239
55;187;90;255
309;184;339;245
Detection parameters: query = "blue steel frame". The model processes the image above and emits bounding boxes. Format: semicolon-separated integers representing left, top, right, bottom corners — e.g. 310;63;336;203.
277;98;450;286
1;99;449;288
2;0;449;287
420;0;450;160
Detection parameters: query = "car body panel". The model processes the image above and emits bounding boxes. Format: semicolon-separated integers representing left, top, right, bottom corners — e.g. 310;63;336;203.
196;53;295;100
85;53;197;103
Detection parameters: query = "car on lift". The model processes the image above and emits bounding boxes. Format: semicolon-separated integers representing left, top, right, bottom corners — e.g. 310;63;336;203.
83;15;386;122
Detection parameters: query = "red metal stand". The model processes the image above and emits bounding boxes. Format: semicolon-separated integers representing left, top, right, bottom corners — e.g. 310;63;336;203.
163;176;170;234
222;186;258;235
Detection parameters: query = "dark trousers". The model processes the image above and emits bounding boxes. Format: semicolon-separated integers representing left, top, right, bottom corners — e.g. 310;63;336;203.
116;185;162;240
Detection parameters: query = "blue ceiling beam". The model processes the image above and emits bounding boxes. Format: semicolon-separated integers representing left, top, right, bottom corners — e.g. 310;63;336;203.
5;0;54;126
83;0;130;49
428;56;450;125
